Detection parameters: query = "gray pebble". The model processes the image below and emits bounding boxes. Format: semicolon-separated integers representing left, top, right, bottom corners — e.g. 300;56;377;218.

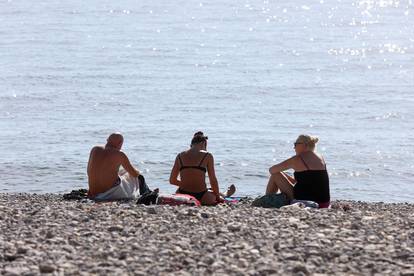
39;264;55;273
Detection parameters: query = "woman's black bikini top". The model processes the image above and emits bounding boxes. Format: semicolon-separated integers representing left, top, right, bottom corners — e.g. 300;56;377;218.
178;152;209;173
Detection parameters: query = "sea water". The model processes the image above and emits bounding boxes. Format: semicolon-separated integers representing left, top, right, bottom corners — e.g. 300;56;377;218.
0;0;413;202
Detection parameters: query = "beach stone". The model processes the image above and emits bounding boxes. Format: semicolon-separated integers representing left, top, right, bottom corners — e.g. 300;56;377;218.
228;224;241;232
282;252;300;261
2;267;22;276
45;231;54;239
182;258;194;265
292;264;309;275
16;247;29;255
238;258;249;268
146;207;157;214
39;264;55;273
258;267;278;274
365;244;377;251
200;212;209;219
4;254;18;262
339;254;349;263
118;251;128;260
288;217;300;223
108;225;123;232
175;271;192;276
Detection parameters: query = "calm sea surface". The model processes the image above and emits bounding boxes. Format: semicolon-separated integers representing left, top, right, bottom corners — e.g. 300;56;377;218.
1;0;413;202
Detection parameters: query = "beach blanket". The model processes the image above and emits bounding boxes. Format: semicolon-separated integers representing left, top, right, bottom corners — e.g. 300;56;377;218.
155;195;244;207
224;197;244;204
291;199;319;208
156;194;202;206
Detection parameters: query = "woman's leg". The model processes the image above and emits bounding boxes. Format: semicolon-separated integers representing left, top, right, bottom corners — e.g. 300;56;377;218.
265;172;294;200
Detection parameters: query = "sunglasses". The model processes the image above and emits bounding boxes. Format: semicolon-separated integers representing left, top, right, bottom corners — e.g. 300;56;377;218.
294;142;303;147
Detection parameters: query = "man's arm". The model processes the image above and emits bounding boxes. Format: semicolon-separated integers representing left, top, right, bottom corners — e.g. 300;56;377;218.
206;154;220;200
87;147;99;176
169;155;181;186
120;152;140;177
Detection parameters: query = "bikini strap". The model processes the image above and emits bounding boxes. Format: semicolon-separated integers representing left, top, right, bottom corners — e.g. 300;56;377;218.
321;155;327;170
299;155;310;170
178;154;184;167
198;152;209;166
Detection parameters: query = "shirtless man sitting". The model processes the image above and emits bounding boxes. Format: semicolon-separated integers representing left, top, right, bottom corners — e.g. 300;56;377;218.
87;132;151;200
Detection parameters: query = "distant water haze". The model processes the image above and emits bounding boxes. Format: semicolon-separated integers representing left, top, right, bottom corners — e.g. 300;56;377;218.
0;0;413;202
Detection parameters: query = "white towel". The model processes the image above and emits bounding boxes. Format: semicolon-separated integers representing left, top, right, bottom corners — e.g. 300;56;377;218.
94;174;140;201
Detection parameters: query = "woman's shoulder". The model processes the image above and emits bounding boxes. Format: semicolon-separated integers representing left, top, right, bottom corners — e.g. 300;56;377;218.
302;151;326;168
177;150;188;157
301;151;323;158
289;155;304;166
308;151;324;162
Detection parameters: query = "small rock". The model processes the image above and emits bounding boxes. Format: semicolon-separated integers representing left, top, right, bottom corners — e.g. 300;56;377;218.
62;245;75;253
282;252;300;261
401;270;414;276
292;264;309;275
258;268;278;274
39;264;55;273
365;244;377;251
288;217;300;223
107;225;123;232
3;267;22;276
182;258;193;265
339;254;349;263
227;224;241;232
200;212;209;219
119;251;128;260
45;231;54;239
4;254;18;262
146;207;157;214
17;247;29;254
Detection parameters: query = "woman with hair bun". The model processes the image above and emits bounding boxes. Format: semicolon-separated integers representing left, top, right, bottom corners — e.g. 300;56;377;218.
169;131;235;205
265;134;330;208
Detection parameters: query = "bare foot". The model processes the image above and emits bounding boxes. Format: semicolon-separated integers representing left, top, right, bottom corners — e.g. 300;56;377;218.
225;184;236;197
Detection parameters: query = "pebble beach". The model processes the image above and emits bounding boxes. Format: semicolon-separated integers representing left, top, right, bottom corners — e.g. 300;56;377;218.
1;193;414;275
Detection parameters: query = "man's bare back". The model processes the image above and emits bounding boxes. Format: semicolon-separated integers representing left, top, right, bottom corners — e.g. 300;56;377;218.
87;133;139;198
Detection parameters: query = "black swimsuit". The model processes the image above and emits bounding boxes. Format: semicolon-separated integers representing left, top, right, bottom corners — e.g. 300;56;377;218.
293;155;330;204
176;153;209;200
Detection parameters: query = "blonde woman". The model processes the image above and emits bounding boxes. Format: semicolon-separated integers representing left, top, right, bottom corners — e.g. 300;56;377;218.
266;135;330;208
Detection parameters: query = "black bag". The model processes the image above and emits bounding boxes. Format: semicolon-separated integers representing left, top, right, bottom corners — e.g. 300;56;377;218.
136;189;159;205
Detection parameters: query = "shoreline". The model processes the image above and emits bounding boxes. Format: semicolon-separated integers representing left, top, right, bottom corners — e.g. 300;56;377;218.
1;193;414;275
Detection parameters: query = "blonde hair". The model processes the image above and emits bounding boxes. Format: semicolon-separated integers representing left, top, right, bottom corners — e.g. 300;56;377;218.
296;134;319;151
